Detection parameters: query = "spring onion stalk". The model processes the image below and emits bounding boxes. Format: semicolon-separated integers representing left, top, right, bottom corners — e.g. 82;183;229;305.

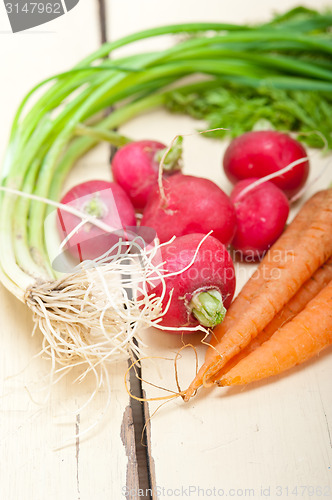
1;7;331;381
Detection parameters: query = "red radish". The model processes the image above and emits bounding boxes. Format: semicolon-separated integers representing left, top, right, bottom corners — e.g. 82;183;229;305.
230;178;290;259
57;180;136;261
223;131;309;198
151;233;236;330
141;174;236;245
111;139;182;210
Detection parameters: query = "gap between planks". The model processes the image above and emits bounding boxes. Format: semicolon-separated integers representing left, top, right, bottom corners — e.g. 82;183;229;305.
96;0;156;496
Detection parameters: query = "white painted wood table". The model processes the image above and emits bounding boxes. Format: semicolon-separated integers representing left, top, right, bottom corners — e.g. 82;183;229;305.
1;1;331;499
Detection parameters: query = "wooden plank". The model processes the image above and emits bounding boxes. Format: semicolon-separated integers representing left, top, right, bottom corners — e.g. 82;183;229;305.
0;3;135;499
107;0;332;496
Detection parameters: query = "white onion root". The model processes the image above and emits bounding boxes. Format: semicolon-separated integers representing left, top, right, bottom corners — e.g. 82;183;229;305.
24;239;168;380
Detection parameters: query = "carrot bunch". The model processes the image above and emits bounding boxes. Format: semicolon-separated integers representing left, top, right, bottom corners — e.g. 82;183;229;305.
185;189;332;400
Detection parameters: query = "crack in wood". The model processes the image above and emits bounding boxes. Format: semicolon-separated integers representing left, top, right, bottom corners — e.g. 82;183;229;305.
97;0;117;162
95;1;157;495
127;357;154;499
75;413;81;500
97;0;107;44
142;391;157;500
121;405;140;498
318;387;332;449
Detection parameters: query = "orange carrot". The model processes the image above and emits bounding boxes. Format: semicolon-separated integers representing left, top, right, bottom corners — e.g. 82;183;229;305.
210;256;332;382
206;189;331;365
217;280;332;386
184;189;332;400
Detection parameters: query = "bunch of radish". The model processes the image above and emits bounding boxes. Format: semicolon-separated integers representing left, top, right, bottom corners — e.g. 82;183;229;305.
57;131;309;333
223;131;310;260
110;138;238;330
56;138;237;333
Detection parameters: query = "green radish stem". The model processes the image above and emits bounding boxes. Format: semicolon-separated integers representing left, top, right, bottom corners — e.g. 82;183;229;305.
190;290;226;327
155;135;183;172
